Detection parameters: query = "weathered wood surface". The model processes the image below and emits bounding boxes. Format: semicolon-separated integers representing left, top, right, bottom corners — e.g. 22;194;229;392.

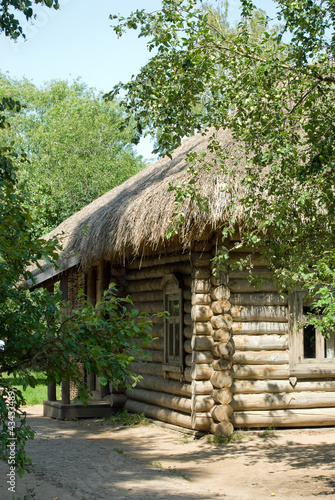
233;334;288;350
192;293;211;305
210;371;233;389
232;391;335;411
231;305;287;322
212;388;232;405
134;302;164;314
230;293;288;306
184;364;213;381
130;291;164;303
191;411;212;431
229;279;278;293
233;408;335;427
211;421;234;436
185;351;214;366
191;305;213;322
127;253;190;270
125;399;193;429
136;375;192;397
128;279;162;293
136;350;164;363
232;350;289;365
228;252;267;267
191;394;214;412
191;380;213;395
211;404;234;422
228;268;272;279
232;379;335;394
126;263;192;280
232;364;290;380
191;252;212;267
126;388;191;413
232;322;288;334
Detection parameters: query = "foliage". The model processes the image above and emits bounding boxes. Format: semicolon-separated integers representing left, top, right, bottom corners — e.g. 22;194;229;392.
0;74;146;236
0;142;154;475
103;408;149;427
0;0;59;39
109;0;335;334
3;372;60;405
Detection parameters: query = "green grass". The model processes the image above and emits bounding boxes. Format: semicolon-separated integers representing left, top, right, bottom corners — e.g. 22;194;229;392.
102;408;149;427
2;372;60;406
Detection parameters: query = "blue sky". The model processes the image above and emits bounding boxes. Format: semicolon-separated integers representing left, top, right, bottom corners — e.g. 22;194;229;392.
0;0;278;158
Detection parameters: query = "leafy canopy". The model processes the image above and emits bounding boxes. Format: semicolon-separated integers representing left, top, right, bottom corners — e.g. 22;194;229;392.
0;0;59;39
0;74;146;236
109;0;335;332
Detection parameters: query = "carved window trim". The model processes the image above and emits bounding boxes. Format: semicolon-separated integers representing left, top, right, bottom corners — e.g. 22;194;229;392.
289;291;335;378
161;273;184;374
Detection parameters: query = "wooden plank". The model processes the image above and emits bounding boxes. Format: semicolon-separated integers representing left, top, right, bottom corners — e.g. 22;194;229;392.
229;279;278;293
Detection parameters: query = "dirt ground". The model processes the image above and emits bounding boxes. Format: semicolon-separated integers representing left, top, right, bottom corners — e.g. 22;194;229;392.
1;405;335;500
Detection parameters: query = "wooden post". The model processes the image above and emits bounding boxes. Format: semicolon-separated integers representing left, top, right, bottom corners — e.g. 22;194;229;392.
60;274;70;404
47;383;57;402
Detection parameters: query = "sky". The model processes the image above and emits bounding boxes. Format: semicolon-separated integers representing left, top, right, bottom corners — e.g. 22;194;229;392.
0;0;278;159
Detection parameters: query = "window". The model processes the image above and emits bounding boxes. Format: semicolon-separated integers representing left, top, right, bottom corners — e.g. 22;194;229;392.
289;292;335;377
161;273;184;373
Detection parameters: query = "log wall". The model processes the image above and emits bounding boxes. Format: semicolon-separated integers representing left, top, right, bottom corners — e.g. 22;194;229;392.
124;251;199;430
227;247;335;429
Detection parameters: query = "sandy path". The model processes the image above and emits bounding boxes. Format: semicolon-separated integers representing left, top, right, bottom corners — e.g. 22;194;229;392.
1;405;335;500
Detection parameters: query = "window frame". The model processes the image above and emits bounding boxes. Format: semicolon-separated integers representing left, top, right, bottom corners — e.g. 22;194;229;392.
161;273;184;374
289;291;335;377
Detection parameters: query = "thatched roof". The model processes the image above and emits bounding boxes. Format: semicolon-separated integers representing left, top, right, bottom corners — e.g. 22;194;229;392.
35;128;247;280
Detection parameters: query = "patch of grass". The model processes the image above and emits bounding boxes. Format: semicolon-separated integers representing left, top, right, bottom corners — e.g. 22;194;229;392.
179;432;191;444
259;424;276;438
149;460;163;468
113;447;125;455
13;487;36;500
167;466;191;481
207;430;247;446
103;408;149;427
3;372;60;406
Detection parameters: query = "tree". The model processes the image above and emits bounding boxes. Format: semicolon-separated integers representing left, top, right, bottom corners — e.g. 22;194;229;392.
0;75;146;236
0;145;155;475
0;0;154;479
0;0;59;39
109;0;335;335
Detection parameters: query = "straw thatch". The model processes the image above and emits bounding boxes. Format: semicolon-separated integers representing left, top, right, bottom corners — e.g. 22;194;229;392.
39;128;247;274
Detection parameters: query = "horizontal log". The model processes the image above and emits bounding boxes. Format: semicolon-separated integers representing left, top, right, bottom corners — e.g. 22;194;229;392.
136;375;192;397
110;394;127;408
229;279;278;293
228;268;272;280
212;388;232;405
211;314;233;330
190;278;211;294
212;299;231;314
191;411;213;431
191;394;214;412
232;322;288;334
211;404;234;422
232;391;335;411
126;263;192;280
232;364;290;380
191;252;212;267
136;302;165;314
194;241;213;252
191;305;213;322
184;301;192;314
232;350;289;365
232;379;335;394
228;252;267;267
136;350;164;363
213;328;231;343
191;335;214;351
127;253;190;270
211;421;234;436
233;408;335;428
131;362;164;377
230;293;288;306
192;267;211;279
192;293;211;305
192;380;213;395
210;285;230;301
147;338;164;351
128;278;163;293
210;371;233;389
231;305;288;322
129;291;164;303
184;364;213;381
185;351;214;366
125;399;194;430
126;388;191;414
194;322;213;336
233;334;288;350
212;358;232;371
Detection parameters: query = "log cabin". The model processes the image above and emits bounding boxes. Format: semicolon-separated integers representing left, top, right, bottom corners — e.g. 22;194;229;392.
33;129;335;433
